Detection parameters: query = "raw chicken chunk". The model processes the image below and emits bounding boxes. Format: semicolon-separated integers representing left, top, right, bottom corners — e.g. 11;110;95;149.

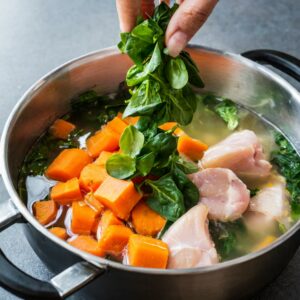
249;175;291;228
189;168;250;221
162;204;218;269
201;130;272;181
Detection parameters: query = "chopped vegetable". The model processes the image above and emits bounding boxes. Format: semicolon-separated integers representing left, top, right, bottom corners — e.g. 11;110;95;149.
68;235;104;256
131;201;166;236
252;235;276;252
127;234;169;268
99;210;123;235
49;119;76;140
84;192;104;214
86;127;120;158
94;151;114;166
215;100;239;130
49;227;68;240
159;122;185;136
94;176;143;220
123;116;140;125
33;200;58;226
177;135;208;161
79;163;108;191
71;201;100;235
106;116;128;136
45;149;92;181
98;225;133;256
51;178;83;205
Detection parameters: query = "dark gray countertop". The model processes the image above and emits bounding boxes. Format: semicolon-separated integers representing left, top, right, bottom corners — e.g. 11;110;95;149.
0;0;299;299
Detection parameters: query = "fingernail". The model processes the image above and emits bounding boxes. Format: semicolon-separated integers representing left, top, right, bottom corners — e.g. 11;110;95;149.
167;31;188;57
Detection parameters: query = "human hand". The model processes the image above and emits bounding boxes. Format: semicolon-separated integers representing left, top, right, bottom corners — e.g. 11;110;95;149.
116;0;218;57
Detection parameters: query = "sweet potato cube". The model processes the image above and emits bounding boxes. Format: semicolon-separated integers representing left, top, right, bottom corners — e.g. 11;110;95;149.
69;235;104;257
98;210;123;236
128;234;169;269
84;192;104;214
45;149;92;181
123;116;139;125
71;201;100;235
94;151;114;166
33;200;58;226
132;201;166;237
159;122;185;136
86;127;120;158
49;119;76;140
51;177;82;205
49;227;68;240
94;176;143;220
79;163;108;191
177;135;208;161
106;116;128;136
98;225;132;256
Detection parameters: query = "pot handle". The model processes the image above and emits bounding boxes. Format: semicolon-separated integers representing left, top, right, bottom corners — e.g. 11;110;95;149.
0;198;104;299
242;49;300;82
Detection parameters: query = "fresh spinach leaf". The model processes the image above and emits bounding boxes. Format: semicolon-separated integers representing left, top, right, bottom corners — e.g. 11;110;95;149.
215;99;239;130
106;153;136;179
137;152;155;176
173;155;198;174
166;57;188;89
120;125;144;157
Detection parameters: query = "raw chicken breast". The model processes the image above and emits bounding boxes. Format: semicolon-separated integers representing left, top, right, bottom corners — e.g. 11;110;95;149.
201;130;272;181
189;168;250;221
249;175;291;228
162;204;218;269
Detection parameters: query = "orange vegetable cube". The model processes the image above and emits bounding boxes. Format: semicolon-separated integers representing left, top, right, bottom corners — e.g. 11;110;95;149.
68;235;104;257
94;151;114;166
33;200;58;225
79;163;108;191
49;227;68;240
71;201;100;235
98;225;132;256
128;234;169;269
51;178;82;205
45;149;92;181
177;135;208;161
159;122;185;136
98;210;123;236
84;192;104;214
131;201;166;237
123;116;139;125
106;116;128;136
86;127;120;158
94;176;143;220
49;119;76;140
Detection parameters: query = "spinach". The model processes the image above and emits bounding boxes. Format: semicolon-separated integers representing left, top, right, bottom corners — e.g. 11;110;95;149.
250;188;259;197
166;57;188;89
120;125;144;157
106;153;136;179
137;153;155;176
271;133;300;218
215;99;239;130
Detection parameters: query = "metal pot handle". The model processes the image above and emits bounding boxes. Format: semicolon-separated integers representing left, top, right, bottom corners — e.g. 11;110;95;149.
242;49;300;82
0;198;104;299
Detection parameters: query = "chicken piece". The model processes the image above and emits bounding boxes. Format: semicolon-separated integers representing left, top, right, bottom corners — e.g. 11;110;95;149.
189;168;250;221
162;204;218;269
201;130;272;183
249;175;291;228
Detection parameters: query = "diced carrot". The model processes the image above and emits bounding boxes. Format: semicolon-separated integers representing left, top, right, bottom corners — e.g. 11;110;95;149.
94;176;143;220
177;135;208;161
131;201;166;237
49;227;68;240
51;178;82;205
79;164;108;191
86;127;120;158
253;235;276;252
45;149;92;181
49;119;76;140
68;235;104;256
106;116;128;136
159;122;185;136
33;200;58;226
123;116;140;125
94;151;114;166
71;201;100;235
84;192;104;214
98;225;132;256
99;210;123;236
127;234;169;269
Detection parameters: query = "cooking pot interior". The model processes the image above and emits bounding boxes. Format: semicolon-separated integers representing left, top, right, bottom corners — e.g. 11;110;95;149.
4;47;300;190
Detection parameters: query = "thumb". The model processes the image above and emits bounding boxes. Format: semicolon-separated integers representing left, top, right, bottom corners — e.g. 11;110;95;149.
166;0;218;57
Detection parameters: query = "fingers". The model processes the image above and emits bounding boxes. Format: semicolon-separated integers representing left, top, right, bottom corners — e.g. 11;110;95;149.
166;0;218;57
116;0;155;32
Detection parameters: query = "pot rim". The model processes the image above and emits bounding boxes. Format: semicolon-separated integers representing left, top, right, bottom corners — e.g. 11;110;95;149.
1;45;300;275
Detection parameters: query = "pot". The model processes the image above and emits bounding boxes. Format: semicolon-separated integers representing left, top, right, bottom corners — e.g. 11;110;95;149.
0;46;300;300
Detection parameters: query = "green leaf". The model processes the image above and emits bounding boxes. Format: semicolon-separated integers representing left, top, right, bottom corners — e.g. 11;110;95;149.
120;125;144;157
250;188;259;197
132;19;163;44
106;154;136;179
166;57;189;89
215;99;239;130
146;174;185;221
173;155;198;174
137;153;155;176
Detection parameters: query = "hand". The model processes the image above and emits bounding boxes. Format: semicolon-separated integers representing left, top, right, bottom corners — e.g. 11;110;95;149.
116;0;218;57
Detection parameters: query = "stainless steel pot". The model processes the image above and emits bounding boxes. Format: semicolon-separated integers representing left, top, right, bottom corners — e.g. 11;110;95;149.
0;46;300;300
